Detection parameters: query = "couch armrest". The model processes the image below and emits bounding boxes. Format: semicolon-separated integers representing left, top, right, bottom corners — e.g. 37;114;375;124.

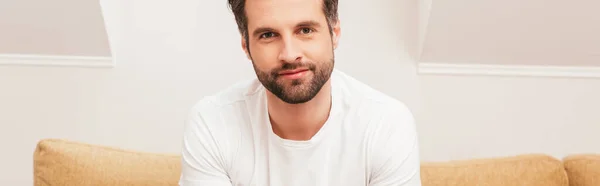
563;154;600;186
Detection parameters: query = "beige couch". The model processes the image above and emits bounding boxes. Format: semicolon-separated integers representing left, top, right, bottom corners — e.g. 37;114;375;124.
33;139;600;186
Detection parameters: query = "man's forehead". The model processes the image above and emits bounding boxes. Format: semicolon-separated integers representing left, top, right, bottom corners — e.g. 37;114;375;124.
245;0;326;27
245;0;322;8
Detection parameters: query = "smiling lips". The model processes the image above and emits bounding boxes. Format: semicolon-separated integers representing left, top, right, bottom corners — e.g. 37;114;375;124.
278;69;309;80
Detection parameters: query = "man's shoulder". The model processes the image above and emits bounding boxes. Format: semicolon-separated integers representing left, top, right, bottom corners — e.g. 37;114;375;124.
191;78;263;111
185;78;261;141
333;70;411;116
333;70;415;139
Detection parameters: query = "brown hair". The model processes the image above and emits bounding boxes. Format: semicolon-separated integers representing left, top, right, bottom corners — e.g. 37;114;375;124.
227;0;339;41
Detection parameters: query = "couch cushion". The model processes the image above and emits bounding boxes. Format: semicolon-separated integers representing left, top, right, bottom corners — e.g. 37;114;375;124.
34;139;571;186
33;139;181;186
563;154;600;186
420;154;568;186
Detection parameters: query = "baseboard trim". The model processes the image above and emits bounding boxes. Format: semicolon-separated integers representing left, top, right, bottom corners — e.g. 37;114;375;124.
418;62;600;78
0;54;114;68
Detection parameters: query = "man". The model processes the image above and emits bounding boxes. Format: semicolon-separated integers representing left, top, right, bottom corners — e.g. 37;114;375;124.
179;0;422;185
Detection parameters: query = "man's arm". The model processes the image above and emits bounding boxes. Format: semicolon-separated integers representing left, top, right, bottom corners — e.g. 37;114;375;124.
369;104;422;186
179;100;232;186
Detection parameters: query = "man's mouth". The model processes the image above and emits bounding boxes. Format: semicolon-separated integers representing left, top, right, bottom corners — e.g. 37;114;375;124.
279;69;309;76
278;68;310;79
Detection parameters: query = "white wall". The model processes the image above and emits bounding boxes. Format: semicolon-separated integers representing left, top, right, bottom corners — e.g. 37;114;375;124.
0;0;420;185
418;74;600;162
0;0;111;56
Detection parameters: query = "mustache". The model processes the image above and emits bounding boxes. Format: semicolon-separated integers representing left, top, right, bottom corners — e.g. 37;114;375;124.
270;62;317;76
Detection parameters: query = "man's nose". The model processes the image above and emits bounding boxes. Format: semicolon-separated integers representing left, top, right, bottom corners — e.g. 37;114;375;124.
277;36;302;63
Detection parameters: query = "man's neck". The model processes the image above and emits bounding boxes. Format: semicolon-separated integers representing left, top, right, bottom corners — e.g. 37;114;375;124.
267;80;332;141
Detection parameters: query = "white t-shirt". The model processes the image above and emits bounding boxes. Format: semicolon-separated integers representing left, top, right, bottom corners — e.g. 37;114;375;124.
179;69;421;186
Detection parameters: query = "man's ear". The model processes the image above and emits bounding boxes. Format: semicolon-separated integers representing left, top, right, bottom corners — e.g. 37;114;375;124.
332;20;341;49
242;37;251;60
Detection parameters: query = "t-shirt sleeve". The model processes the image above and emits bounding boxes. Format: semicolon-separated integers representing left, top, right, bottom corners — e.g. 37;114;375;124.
368;104;422;186
179;99;233;186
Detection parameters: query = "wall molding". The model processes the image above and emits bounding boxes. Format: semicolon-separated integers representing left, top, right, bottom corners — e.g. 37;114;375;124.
0;53;114;68
418;62;600;78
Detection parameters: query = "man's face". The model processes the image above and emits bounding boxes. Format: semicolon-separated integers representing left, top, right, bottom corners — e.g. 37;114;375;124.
243;0;341;104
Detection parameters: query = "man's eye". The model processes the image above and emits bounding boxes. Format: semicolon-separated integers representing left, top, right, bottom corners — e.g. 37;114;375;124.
260;32;276;39
300;28;313;34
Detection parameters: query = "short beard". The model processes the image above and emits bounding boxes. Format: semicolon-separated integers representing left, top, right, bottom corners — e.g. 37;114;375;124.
253;59;334;104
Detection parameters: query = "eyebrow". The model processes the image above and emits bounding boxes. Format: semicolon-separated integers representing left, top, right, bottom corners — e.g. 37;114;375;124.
252;27;275;38
296;20;321;29
251;20;322;38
